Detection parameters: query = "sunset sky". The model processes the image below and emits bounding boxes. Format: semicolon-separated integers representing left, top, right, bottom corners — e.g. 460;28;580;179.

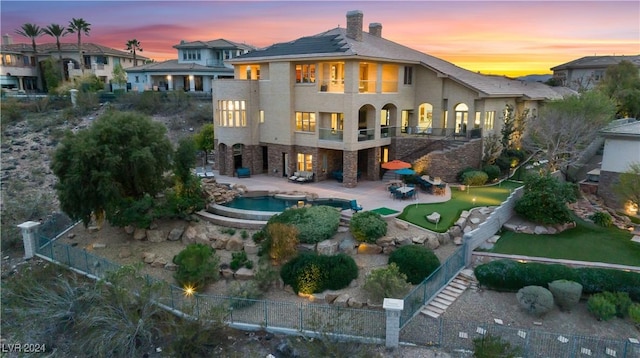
2;1;638;77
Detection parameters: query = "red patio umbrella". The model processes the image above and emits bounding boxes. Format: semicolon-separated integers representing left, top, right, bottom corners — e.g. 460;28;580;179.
381;159;411;170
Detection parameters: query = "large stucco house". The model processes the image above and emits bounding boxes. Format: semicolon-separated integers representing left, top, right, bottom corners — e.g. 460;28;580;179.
551;55;640;92
0;34;147;92
212;10;574;187
126;39;255;93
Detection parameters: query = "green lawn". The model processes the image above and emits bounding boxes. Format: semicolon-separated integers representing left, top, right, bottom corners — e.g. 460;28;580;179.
398;180;522;232
370;207;399;216
490;217;640;266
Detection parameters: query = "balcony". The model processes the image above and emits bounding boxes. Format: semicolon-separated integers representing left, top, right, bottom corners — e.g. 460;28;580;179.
380;126;402;138
358;80;376;93
381;80;398;93
319;127;344;142
358;128;375;141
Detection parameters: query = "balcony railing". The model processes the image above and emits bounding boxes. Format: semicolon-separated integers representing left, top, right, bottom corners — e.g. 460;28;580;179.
358;80;376;93
380;126;400;138
319;127;344;142
358;128;375;141
381;80;398;93
206;59;224;67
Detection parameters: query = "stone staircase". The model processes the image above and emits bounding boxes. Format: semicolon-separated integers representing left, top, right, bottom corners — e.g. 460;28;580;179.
420;269;477;319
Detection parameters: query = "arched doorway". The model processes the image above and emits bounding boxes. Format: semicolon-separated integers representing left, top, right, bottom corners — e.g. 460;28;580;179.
233;143;244;170
454;103;469;135
418;103;433;133
381;103;397;138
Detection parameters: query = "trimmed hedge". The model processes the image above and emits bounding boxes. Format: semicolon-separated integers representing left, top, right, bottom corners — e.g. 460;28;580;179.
462;170;488;186
280;252;358;294
267;205;340;244
388;245;440;284
474;259;640;301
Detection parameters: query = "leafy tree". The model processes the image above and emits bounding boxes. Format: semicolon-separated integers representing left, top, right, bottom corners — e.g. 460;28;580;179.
42;57;62;91
51;110;173;227
522;91;616;181
173;243;220;291
500;104;528;151
597;60;640;119
125;39;143;66
67;18;91;74
42;23;67;79
514;174;578;225
111;63;127;91
363;263;411;304
15;23;43;90
482;131;503;165
194;123;215;166
613;162;640;211
174;137;197;184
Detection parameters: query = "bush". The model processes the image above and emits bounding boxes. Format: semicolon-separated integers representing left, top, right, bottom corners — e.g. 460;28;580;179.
280;253;358;294
388;245;440;284
516;286;554;317
264;222;299;265
227;281;263;309
629;303;640;326
456;167;476;183
589;211;613;227
268;205;340;244
462;170;489;186
253;264;280;292
229;251;251;271
349;211;388;243
600;291;633;318
548;280;582;312
363;263;411;304
173;244;220;290
473;334;522;358
482;165;501;182
514;174;578;225
587;293;617;321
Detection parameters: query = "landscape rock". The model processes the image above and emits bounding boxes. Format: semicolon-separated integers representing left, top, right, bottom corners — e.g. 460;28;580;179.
534;226;549;235
92;243;106;249
324;292;340;304
309;293;326;304
234;267;254;280
333;294;351;307
357;243;382;255
133;228;147;241
226;236;244;251
164;262;177;271
470;217;481;225
147;230;166;243
437;232;451;245
463;226;472;234
220;268;234;279
212;236;229;250
394;220;409;230
243;241;259;255
167;227;184;241
455;218;467;229
412;236;427;245
487;235;500;244
297;243;316;253
118;247;132;259
395;236;413;246
382;246;396;254
347;297;364;308
375;236;395;247
142;252;157;263
448;225;462;238
425;236;440;250
181;226;198;244
338;236;357;253
316;239;338;255
459;210;470;219
454;236;463;245
151;256;168;268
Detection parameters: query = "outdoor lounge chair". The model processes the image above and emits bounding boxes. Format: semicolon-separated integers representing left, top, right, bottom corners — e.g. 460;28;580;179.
195;167;206;178
204;166;215;178
350;200;363;213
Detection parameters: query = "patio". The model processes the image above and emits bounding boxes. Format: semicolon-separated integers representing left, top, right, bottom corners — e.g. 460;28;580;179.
209;170;451;215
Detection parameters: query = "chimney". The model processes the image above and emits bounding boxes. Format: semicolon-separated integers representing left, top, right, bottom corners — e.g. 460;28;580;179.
369;23;382;38
346;10;363;41
2;34;13;45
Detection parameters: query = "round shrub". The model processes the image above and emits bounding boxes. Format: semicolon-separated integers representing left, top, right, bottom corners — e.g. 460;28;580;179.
548;280;582;312
589;211;613;227
268;205;340;244
516;286;554;317
462;170;488;186
600;291;633;318
173;243;220;291
456;166;476;183
587;293;616;321
388;245;440;284
482;164;501;181
363;263;411;304
280;252;358;294
349;211;388;243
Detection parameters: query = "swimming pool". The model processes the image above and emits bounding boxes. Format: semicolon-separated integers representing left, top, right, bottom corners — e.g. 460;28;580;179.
221;195;351;212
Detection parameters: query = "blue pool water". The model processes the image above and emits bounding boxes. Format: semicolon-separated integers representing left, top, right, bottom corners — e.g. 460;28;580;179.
222;196;350;212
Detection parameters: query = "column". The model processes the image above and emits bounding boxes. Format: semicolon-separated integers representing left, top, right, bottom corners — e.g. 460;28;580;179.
342;150;358;188
167;75;173;90
17;76;24;91
189;75;195;92
18;221;41;259
383;298;404;349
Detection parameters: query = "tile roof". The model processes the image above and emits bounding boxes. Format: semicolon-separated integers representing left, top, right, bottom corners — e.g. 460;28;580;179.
551;55;640;71
231;27;574;99
125;59;233;73
1;42;148;60
173;38;255;51
600;119;640;137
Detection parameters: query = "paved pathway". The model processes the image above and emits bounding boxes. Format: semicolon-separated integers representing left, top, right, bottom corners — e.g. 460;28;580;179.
208;170;451;215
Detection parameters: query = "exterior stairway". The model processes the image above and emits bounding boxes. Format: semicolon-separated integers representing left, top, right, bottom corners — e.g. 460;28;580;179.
420;269;477;319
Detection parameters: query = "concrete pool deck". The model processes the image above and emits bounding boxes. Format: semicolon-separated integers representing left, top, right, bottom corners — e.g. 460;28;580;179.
209;170;452;217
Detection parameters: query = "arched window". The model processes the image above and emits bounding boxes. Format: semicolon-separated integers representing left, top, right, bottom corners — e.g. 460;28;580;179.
455;103;468;134
418;103;433;132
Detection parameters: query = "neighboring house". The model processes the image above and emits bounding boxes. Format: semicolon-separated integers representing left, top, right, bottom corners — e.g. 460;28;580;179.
212;10;574;187
598;119;640;210
551;55;640;91
126;39;255;93
0;34;147;92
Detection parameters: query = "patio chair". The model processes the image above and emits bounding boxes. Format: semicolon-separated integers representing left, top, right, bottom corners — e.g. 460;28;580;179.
195;167;206;178
204;166;215;178
350;200;363;213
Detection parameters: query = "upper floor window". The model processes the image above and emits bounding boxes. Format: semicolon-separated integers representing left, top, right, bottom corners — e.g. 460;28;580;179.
295;112;316;132
404;66;413;85
295;64;315;83
217;100;247;127
484;111;495;130
96;56;108;65
2;54;13;66
183;49;201;61
113;57;120;66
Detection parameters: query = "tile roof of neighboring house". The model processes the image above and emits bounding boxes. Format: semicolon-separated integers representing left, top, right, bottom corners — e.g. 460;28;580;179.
125;59;233;73
1;42;148;60
600;119;640;138
231;27;574;100
551;55;640;71
173;38;255;51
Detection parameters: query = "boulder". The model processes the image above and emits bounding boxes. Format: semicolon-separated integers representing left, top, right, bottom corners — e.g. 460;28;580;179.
470;217;481;225
168;227;184;241
394;220;409;230
142;252;156;264
454;236;463;245
375;236;395;247
437;232;451;245
463;226;472;234
164;262;177;271
118;247;132;259
151;257;168;268
244;241;259;255
487;235;500;244
333;294;351;307
448;225;462;238
338;236;357;253
220;268;234;279
503;223;518;232
425;236;440;250
226;236;244;251
181;226;198;245
147;230;165;243
317;239;339;255
395;237;413;246
455;218;467;229
324;292;341;304
412;236;427;245
195;233;210;245
347;297;364;308
357;243;382;255
297;243;316;253
426;212;441;224
382;246;396;255
234;267;254;280
309;293;326;304
459;210;470;219
133;228;147;241
534;226;549;235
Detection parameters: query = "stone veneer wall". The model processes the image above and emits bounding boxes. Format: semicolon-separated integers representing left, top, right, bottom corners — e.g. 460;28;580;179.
343;150;358;188
366;147;381;181
413;139;483;183
598;170;621;209
266;143;293;178
391;137;443;163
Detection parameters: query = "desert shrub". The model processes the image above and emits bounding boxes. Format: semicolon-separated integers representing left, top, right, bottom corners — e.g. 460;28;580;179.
462;170;488;186
227;281;263;309
515;174;578;225
600;291;633;318
456;166;476;183
268;205;340;244
388;245;440;284
253;264;280;292
473;334;522;358
252;230;266;243
516;286;554;317
219;227;236;236
265;222;299;265
587;293;616;321
495;154;512;172
629;303;640;326
363;263;412;304
230;251;251;271
548;280;583;312
280;253;358;294
241;230;249;239
349;211;387;243
589;211;613;227
482;164;501;182
173;243;220;290
0;98;25;127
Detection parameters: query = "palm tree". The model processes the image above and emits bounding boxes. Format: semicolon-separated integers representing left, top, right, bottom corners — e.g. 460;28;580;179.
125;39;143;66
42;24;67;79
67;18;91;74
15;23;43;90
